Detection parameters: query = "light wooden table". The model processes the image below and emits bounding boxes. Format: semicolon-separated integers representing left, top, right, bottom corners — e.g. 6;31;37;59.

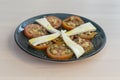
0;0;120;80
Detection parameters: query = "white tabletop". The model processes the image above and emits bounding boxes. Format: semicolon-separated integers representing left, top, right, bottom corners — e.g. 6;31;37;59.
0;0;120;80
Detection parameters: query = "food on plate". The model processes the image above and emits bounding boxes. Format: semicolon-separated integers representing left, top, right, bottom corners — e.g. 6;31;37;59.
24;24;48;38
36;18;60;33
61;30;85;58
66;22;97;36
74;35;93;52
62;16;84;30
23;15;98;60
30;41;53;50
46;16;62;29
29;32;60;46
47;44;74;60
79;31;97;40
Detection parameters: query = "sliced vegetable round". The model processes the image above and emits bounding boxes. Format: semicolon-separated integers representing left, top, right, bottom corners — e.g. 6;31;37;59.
62;16;84;30
47;44;74;60
80;31;97;40
24;24;48;38
74;36;93;52
46;16;62;28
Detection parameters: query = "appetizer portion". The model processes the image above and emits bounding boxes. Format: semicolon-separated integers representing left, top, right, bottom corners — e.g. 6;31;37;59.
62;16;84;30
30;41;53;50
73;36;93;52
47;44;74;60
36;18;60;33
46;16;62;29
79;31;97;40
24;24;48;38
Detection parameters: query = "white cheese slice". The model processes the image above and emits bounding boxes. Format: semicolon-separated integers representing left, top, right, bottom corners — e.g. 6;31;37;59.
61;30;85;58
66;22;96;36
29;32;60;46
36;18;60;33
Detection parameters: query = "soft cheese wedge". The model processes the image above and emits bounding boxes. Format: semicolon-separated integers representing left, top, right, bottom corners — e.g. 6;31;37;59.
36;18;60;33
61;30;85;58
29;32;60;46
66;22;96;36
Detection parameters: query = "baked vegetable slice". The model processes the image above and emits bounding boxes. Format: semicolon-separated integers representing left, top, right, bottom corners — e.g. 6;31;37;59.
24;24;48;38
46;16;62;29
47;44;74;60
79;31;97;40
62;16;84;30
73;36;93;52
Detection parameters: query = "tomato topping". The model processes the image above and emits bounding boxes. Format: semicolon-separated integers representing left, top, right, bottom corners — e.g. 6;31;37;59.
80;31;97;40
74;36;93;52
24;24;48;38
62;16;84;30
46;16;62;28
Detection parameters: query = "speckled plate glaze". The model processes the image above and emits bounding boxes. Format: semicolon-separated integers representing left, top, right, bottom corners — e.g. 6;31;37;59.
14;13;106;62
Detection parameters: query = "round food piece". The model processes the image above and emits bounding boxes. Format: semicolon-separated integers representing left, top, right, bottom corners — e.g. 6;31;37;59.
80;31;97;40
62;16;84;30
46;16;62;28
74;36;93;52
30;41;53;50
24;24;48;38
47;44;74;60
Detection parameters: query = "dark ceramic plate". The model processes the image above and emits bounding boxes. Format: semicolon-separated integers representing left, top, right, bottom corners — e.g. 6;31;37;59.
14;13;106;62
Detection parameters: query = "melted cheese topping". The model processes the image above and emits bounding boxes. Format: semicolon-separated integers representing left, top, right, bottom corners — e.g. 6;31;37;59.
36;18;60;33
61;30;85;58
66;22;96;36
29;32;60;46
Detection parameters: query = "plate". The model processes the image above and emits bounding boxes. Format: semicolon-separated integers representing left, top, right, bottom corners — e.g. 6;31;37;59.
14;13;106;62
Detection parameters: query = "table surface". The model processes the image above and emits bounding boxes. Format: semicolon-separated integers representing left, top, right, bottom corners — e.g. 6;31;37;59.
0;0;120;80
